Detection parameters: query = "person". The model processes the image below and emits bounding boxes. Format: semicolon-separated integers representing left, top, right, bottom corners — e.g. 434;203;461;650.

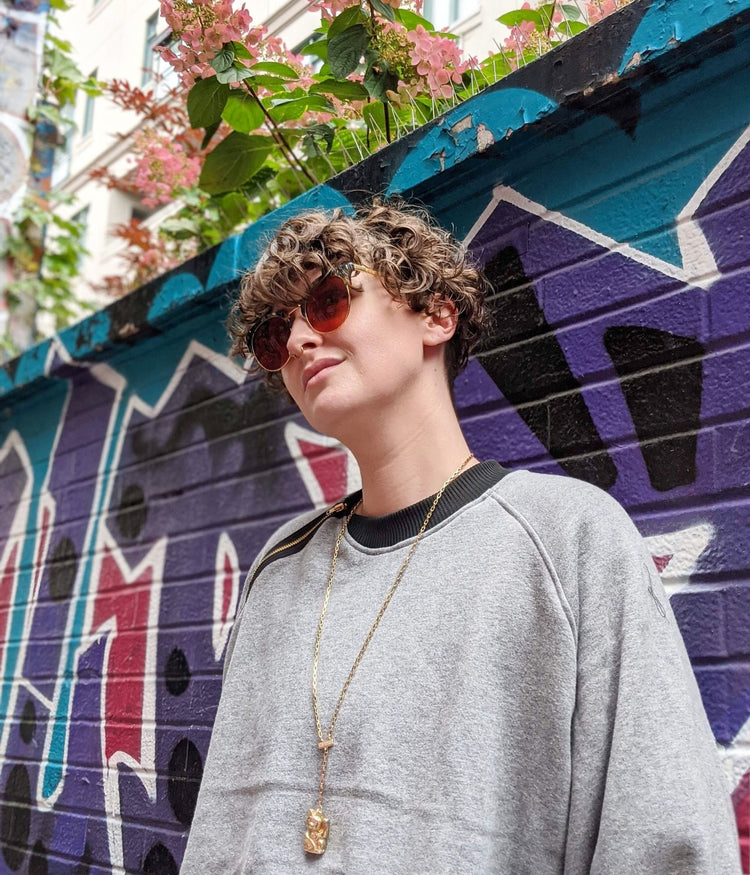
181;201;740;873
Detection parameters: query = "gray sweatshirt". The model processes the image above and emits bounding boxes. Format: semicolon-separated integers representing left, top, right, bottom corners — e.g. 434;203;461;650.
181;464;740;874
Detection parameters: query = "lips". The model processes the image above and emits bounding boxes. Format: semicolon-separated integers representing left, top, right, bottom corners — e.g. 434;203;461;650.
302;357;342;390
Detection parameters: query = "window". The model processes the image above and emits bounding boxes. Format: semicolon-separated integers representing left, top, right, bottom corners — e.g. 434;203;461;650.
72;206;90;235
51;103;75;185
142;12;160;86
82;69;96;136
142;11;179;95
423;0;478;27
72;206;90;266
292;33;325;75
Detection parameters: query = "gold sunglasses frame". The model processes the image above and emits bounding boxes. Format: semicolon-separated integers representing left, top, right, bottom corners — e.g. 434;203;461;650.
248;262;378;372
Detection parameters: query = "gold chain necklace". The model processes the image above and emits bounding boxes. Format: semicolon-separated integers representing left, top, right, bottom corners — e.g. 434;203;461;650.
303;453;475;855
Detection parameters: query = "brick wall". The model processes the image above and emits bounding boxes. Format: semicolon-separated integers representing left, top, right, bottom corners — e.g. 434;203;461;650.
1;0;750;869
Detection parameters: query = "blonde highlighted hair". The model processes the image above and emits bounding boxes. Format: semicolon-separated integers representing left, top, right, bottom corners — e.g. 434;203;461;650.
228;200;490;393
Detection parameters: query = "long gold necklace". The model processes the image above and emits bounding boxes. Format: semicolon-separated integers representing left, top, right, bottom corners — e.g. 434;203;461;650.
303;453;475;855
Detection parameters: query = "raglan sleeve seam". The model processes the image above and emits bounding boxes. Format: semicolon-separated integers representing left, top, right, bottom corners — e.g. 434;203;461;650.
489;492;577;643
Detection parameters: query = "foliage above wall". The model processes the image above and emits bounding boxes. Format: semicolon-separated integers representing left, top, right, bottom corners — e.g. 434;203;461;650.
93;0;628;295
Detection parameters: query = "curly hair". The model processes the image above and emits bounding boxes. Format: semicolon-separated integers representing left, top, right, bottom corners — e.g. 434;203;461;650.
228;200;490;394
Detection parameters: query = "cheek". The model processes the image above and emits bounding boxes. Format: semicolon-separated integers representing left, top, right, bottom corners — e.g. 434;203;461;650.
281;367;301;404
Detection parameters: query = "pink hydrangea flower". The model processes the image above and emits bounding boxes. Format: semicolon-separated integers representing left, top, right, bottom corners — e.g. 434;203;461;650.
157;0;261;89
133;131;201;207
406;25;468;98
307;0;362;21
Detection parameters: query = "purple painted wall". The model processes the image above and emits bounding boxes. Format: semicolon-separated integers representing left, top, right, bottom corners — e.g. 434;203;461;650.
1;0;750;869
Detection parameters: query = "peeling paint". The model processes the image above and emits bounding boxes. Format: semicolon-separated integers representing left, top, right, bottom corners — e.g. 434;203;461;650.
624;50;643;71
476;123;495;152
449;115;473;139
430;149;447;172
117;323;139;339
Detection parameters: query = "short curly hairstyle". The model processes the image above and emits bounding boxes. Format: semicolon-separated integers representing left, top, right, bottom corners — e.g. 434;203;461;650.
228;199;490;394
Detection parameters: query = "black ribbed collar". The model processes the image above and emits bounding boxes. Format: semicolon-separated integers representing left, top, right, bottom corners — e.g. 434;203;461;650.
346;460;508;549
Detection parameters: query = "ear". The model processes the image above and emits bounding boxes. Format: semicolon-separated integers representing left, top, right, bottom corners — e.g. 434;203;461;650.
422;299;459;349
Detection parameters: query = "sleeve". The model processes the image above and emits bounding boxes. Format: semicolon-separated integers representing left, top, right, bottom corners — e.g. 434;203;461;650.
551;486;741;874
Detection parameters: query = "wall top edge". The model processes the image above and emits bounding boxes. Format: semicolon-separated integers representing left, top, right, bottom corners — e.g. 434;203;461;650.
2;0;749;404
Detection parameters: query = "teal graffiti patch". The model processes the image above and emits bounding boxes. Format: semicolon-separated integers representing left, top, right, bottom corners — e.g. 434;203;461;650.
148;272;206;323
8;340;52;393
59;309;112;359
387;88;558;196
235;186;355;274
618;0;750;75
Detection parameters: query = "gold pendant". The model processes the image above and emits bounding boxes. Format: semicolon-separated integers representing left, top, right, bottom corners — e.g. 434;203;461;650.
303;807;330;854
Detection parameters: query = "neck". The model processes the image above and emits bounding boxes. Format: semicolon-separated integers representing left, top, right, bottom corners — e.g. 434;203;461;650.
344;397;476;518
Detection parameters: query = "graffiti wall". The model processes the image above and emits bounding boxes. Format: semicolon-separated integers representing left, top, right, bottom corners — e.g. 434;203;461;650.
2;0;750;869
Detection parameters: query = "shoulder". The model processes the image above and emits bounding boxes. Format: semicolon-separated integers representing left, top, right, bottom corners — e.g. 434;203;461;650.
223;498;346;680
256;504;328;558
491;469;637;542
489;470;651;625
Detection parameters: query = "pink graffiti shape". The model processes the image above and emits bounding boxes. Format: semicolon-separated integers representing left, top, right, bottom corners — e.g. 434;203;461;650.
652;554;673;574
0;543;18;676
91;545;154;763
298;440;347;504
731;769;750;873
31;505;52;601
222;552;233;627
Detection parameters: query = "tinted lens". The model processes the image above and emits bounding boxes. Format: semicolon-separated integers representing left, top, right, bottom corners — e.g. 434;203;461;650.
251;316;291;371
305;274;350;332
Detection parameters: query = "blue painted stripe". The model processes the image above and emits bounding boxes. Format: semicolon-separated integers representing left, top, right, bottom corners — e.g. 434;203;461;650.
43;386;130;798
387;88;558;196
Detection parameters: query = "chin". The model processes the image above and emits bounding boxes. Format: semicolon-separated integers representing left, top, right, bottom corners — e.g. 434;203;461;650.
298;393;364;443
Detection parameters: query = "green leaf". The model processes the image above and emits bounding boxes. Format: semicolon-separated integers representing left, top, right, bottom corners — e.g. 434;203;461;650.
222;92;265;132
244;73;290;92
251;61;299;79
220;191;249;227
394;9;435;30
363;100;386;132
229;40;254;59
369;0;396;21
363;56;398;101
239;165;276;197
556;19;588;35
560;4;584;20
327;24;369;79
300;40;328;61
48;52;80;79
328;5;368;39
310;78;369;101
269;95;333;123
216;65;254;84
498;8;543;26
187;77;230;128
302;123;335;156
47;33;71;52
201;120;221;149
210;47;235;74
394;97;433;127
199;132;273;195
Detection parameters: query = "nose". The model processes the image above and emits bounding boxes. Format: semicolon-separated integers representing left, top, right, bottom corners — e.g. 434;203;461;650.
286;306;321;359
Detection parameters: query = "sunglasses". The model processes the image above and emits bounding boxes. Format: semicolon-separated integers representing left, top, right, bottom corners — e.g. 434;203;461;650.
248;262;378;372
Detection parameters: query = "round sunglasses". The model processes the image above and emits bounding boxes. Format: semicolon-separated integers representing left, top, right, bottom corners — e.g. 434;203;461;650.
247;262;378;372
